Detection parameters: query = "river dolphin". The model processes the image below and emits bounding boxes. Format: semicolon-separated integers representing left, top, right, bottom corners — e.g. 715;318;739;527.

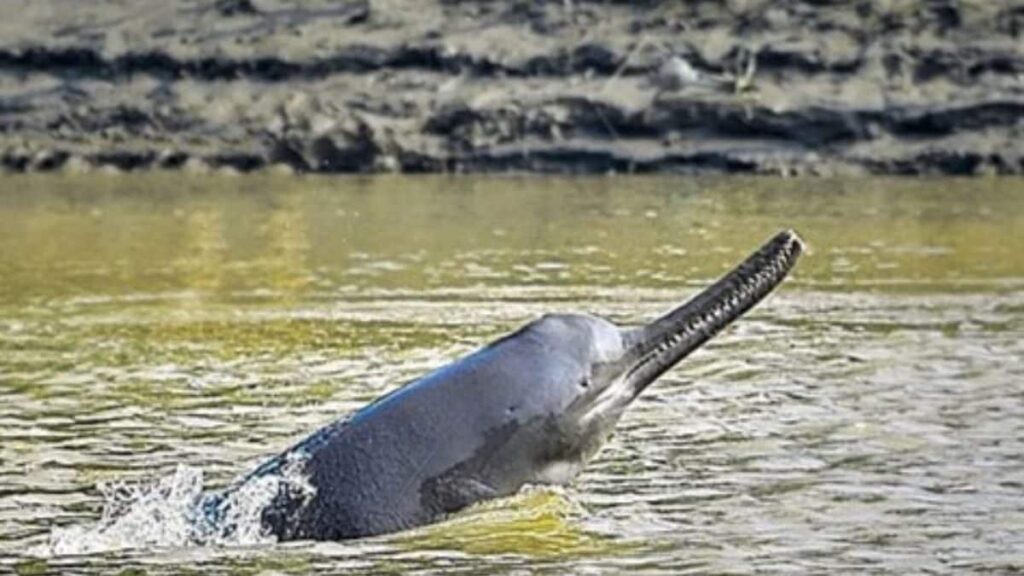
204;229;804;541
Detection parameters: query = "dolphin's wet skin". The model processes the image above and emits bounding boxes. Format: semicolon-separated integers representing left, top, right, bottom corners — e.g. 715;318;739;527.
201;230;804;541
3;176;1023;573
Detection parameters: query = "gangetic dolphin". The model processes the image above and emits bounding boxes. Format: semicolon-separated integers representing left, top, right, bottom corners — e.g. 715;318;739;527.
205;229;804;541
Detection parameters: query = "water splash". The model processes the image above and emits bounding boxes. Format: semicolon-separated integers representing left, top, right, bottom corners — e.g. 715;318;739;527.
39;458;315;556
42;465;209;555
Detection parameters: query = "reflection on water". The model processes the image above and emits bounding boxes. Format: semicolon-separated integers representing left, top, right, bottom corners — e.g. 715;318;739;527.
0;175;1022;574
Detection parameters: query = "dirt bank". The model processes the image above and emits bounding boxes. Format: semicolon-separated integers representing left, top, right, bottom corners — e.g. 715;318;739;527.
1;0;1023;175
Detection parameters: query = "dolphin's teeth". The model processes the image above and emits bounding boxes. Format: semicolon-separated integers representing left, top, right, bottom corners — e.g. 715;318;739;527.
629;229;802;390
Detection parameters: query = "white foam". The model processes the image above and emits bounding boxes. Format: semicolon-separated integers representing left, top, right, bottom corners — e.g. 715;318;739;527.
38;457;315;556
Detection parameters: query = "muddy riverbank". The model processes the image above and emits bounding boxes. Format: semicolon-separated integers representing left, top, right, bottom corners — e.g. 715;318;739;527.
1;0;1023;175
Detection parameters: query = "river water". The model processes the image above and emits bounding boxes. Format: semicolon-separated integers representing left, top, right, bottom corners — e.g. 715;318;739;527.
0;175;1021;574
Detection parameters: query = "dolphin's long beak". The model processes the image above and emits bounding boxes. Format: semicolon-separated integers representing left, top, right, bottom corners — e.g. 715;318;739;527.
620;229;804;395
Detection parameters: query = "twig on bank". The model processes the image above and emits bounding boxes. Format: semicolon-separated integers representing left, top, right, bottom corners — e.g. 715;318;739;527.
601;35;651;94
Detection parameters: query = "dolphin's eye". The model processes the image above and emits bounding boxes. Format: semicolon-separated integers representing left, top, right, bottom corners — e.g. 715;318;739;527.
579;377;591;389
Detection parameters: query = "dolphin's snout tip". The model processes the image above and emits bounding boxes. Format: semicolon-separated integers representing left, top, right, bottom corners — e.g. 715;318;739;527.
776;229;806;257
780;228;805;248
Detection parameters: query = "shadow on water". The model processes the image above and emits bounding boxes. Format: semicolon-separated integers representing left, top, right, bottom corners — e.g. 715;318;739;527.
1;174;1023;574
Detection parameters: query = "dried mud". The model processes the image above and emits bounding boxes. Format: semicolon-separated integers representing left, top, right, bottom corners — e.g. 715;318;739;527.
1;0;1023;175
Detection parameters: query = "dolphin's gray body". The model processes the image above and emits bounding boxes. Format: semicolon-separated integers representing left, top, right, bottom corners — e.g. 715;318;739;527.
206;230;804;541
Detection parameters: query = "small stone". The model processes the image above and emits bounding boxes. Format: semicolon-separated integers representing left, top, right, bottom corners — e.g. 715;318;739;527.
652;56;703;92
268;162;295;175
61;155;92;174
182;157;210;174
215;165;241;176
375;154;400;173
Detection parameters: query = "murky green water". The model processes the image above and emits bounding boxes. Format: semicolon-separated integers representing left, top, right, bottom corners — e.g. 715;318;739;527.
1;175;1022;574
